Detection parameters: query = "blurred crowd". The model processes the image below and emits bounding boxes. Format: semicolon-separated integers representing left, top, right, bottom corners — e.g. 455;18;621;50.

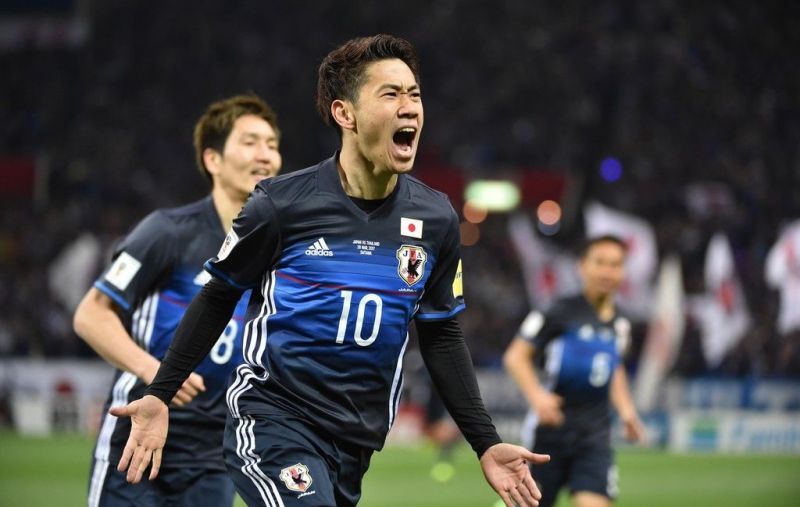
1;1;798;377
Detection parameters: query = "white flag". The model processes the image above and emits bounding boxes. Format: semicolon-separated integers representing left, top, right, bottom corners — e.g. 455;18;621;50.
584;201;657;320
634;256;685;412
508;213;580;311
765;219;800;334
48;232;102;312
694;233;751;367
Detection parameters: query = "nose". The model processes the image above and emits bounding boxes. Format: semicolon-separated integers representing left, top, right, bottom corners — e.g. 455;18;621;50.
255;142;274;164
398;93;420;119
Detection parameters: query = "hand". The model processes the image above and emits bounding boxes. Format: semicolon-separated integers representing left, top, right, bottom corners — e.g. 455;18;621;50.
480;443;550;507
171;372;206;407
108;395;169;483
139;362;205;407
621;414;647;444
533;392;564;427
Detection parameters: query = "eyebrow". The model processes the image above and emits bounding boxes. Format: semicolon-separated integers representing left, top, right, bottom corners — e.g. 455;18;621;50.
378;83;420;92
240;132;277;141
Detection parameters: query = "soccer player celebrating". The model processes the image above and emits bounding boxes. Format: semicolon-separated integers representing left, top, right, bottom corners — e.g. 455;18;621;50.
110;35;549;507
73;94;282;506
503;235;647;507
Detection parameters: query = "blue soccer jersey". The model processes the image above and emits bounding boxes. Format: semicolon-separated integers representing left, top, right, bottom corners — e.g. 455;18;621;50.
518;294;631;432
206;154;465;451
92;197;250;470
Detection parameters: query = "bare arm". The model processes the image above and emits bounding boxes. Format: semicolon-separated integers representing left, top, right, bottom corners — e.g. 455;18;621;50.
502;337;563;427
73;288;204;406
610;365;646;443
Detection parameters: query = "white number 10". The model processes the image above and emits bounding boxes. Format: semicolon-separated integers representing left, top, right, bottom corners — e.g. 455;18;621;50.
336;290;383;346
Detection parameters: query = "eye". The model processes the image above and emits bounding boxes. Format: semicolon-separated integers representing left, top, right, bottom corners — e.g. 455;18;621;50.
382;91;398;98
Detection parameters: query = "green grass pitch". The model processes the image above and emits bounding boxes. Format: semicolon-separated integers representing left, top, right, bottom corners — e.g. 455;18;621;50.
1;432;798;506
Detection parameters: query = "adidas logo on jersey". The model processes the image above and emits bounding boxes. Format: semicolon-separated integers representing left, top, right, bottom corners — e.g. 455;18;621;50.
305;237;334;256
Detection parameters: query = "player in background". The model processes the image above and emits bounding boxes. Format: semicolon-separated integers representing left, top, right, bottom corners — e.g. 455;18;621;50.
406;349;463;483
503;235;646;507
73;94;282;507
110;34;549;507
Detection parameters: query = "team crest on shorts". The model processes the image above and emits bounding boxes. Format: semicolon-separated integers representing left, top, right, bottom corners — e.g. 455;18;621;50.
279;463;313;492
396;245;427;286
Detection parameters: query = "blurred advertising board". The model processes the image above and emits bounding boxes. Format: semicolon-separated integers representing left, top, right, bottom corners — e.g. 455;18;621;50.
0;359;114;435
670;411;800;453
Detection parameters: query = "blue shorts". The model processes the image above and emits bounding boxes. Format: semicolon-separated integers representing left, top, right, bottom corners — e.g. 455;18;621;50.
224;409;373;507
530;426;617;507
87;458;235;507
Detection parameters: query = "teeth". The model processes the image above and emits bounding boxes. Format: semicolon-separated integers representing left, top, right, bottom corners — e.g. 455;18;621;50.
398;127;415;133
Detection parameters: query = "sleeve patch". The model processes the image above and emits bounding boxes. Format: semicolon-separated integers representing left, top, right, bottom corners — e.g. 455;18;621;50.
452;259;463;298
105;252;142;291
217;229;239;261
519;311;544;340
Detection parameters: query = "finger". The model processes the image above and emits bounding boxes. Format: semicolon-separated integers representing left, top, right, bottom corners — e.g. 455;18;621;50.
149;448;162;481
109;404;132;418
187;373;206;392
510;485;528;507
552;394;565;406
127;446;140;483
137;447;153;481
498;490;514;507
171;391;189;407
519;449;551;465
522;473;542;501
127;446;146;484
180;382;199;398
117;439;136;472
544;412;562;427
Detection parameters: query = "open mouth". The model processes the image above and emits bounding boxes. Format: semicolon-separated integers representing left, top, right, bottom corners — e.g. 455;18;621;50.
250;168;272;178
392;127;417;154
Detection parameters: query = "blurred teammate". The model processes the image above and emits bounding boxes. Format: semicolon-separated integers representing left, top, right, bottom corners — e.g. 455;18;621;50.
110;34;549;507
420;370;462;482
504;235;646;507
73;94;282;506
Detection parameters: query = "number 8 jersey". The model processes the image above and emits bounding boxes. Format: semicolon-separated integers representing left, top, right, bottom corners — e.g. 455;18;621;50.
206;154;465;451
93;197;250;470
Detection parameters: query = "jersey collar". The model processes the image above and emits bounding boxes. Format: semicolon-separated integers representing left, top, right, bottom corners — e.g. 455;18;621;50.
317;151;409;222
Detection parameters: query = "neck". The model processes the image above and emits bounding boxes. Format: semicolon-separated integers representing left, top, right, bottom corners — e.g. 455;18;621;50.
210;186;246;232
338;140;398;199
584;289;615;321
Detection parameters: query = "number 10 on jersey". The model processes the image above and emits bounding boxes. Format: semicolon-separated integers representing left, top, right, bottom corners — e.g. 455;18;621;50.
336;290;383;346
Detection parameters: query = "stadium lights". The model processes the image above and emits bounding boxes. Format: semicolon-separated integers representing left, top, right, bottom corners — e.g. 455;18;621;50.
537;199;562;236
463;180;521;212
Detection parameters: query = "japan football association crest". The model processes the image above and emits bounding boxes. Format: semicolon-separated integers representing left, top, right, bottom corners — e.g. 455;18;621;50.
396;245;427;286
279;463;313;493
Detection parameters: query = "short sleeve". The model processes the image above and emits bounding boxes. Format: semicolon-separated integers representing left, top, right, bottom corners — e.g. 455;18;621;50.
414;207;466;321
517;305;563;349
614;316;632;357
204;185;282;289
93;211;176;313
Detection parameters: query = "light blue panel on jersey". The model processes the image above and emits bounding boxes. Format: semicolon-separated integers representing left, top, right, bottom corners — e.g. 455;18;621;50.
145;267;249;394
548;324;621;403
251;240;433;382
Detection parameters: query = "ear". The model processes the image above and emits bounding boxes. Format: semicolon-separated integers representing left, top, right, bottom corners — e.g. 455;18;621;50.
331;99;356;132
203;148;222;176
